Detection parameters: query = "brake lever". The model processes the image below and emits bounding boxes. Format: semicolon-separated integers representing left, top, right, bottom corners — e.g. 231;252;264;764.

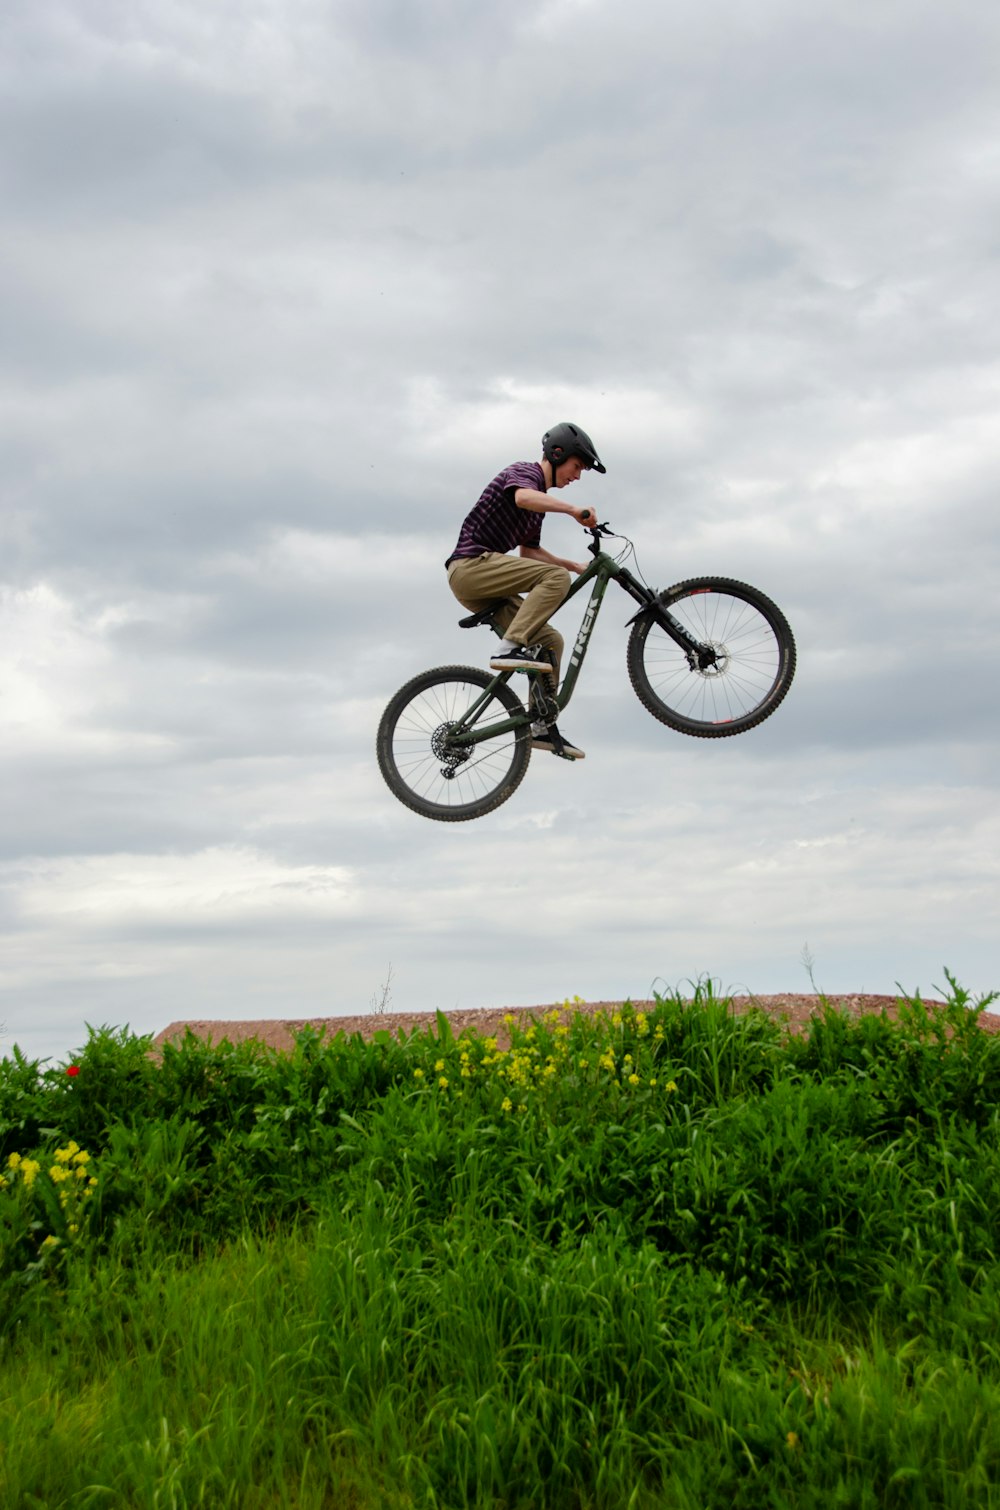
586;520;612;556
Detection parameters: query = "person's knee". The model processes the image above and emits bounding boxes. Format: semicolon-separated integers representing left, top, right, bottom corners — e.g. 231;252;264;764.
545;565;571;599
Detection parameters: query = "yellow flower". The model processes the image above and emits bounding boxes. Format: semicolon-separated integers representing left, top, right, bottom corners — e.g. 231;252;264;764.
434;1059;445;1072
49;1165;71;1183
666;1080;678;1094
438;1076;449;1089
72;1149;90;1166
628;1073;641;1086
413;1068;425;1080
20;1159;40;1188
501;1097;513;1113
786;1432;799;1450
7;1153;21;1171
649;1078;658;1088
41;1235;59;1250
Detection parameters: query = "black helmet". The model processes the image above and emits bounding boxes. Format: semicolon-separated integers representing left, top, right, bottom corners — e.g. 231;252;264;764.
542;421;606;476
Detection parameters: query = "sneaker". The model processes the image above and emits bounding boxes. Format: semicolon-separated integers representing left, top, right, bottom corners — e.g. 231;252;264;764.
530;723;586;760
490;644;556;676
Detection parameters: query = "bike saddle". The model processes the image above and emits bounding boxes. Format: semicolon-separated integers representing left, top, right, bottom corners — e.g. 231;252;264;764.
457;602;506;629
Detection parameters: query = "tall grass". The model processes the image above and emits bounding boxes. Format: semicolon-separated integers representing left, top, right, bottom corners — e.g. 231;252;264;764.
2;977;1000;1507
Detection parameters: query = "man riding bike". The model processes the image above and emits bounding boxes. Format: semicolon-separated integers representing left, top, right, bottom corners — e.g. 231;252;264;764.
444;422;606;761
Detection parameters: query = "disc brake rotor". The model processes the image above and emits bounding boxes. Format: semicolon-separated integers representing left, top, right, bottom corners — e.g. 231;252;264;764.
691;641;731;677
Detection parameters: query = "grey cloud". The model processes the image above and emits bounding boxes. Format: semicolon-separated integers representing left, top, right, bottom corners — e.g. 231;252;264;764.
2;0;999;1063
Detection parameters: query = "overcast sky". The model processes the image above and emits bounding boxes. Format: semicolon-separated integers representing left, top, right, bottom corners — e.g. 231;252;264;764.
2;0;999;1064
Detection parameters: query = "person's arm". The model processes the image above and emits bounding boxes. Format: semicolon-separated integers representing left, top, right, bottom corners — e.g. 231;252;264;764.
519;543;589;575
513;487;594;526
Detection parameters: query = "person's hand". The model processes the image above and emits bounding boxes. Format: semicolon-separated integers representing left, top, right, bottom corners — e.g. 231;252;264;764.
573;506;596;527
568;560;589;575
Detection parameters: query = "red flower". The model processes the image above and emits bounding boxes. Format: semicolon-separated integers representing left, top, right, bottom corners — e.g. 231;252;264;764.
66;1065;80;1077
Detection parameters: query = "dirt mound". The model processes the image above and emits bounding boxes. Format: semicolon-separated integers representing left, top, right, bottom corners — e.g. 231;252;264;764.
153;993;1000;1055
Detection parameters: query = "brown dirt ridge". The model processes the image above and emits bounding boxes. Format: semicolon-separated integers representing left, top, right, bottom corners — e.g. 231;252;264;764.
153;993;1000;1055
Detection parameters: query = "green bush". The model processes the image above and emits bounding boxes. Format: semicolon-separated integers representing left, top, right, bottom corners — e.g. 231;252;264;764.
3;978;1000;1507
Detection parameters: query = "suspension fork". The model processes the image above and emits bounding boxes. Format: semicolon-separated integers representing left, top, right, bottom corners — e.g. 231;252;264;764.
614;569;711;659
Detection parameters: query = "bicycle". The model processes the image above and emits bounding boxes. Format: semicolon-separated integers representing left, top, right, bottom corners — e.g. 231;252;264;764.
377;522;796;821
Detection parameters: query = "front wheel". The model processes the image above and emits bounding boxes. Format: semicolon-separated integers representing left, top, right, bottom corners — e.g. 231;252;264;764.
377;665;531;821
627;577;796;737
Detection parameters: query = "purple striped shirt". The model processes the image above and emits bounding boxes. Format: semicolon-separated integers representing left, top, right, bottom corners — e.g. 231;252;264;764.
446;462;545;565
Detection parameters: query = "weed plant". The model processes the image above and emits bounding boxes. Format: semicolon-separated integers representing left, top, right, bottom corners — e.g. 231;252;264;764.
2;976;1000;1507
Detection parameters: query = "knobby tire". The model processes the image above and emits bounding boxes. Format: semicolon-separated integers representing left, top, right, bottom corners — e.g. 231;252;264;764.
377;665;532;821
627;577;796;736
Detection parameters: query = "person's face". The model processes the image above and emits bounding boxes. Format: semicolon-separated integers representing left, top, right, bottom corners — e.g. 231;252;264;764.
555;455;585;487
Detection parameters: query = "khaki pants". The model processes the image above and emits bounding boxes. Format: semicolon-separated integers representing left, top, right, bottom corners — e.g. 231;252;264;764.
447;553;570;682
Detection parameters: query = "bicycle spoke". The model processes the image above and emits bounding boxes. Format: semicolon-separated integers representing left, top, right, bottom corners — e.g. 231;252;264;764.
627;578;795;738
378;667;531;820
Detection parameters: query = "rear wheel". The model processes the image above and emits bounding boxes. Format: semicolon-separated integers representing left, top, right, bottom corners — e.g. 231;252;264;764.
627;577;796;736
377;665;531;821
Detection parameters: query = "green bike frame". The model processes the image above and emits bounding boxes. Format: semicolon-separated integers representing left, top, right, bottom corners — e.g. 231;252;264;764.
447;544;652;749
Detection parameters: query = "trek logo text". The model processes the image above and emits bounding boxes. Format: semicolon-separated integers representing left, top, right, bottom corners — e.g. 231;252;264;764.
570;585;602;668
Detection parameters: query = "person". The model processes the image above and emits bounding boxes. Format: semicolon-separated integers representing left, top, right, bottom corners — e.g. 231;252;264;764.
445;421;606;761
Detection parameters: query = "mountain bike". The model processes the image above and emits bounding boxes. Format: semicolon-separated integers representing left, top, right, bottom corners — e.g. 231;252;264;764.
377;522;796;821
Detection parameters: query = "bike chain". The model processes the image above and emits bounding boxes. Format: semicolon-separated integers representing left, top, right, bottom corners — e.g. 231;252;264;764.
440;736;521;781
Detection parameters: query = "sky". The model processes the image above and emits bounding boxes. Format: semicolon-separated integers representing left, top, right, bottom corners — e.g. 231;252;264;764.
2;0;999;1065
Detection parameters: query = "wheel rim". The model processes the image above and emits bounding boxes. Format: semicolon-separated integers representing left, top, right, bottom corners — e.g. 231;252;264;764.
642;589;783;725
387;675;525;812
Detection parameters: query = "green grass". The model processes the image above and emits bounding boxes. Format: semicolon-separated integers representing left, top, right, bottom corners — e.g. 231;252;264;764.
2;976;1000;1507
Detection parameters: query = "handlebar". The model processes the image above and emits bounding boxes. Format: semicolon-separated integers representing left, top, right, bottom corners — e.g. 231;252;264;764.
585;519;617;554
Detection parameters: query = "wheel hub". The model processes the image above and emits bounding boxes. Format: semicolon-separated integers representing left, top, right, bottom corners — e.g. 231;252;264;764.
691;641;731;677
431;722;471;773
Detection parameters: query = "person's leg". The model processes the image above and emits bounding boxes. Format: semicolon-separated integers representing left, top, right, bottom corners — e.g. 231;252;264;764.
447;557;582;758
448;554;568;680
492;602;564;685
